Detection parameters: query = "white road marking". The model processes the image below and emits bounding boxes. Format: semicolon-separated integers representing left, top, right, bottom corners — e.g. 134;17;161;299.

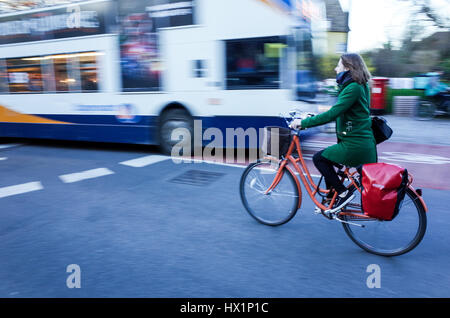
119;155;170;167
379;152;450;165
0;181;43;199
59;168;114;183
0;157;7;161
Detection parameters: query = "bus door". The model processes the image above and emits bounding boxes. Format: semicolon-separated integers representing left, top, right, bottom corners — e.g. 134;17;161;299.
292;26;318;103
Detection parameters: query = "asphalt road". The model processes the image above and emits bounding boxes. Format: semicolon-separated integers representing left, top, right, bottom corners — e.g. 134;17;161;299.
0;138;449;298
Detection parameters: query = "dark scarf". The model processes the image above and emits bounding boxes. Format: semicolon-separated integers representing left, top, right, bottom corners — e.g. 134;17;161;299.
336;70;354;88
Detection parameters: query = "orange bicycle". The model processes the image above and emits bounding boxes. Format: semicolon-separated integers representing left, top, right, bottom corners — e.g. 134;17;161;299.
239;113;428;256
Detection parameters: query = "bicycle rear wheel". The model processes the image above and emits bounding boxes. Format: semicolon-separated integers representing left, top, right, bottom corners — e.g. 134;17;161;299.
341;187;427;256
240;159;300;226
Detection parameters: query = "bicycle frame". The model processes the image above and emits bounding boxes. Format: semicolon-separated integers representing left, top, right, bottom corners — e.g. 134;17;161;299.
264;132;372;218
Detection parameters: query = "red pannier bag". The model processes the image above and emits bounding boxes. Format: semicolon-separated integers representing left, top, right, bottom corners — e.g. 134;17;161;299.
359;163;409;221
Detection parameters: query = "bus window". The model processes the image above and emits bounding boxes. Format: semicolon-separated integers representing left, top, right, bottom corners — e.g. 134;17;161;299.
41;58;56;93
67;56;82;92
6;57;43;93
79;54;99;92
294;27;319;100
226;37;287;90
41;52;100;93
52;56;70;92
0;59;8;93
192;60;207;78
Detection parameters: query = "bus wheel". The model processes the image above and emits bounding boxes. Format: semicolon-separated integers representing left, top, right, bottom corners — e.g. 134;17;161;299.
159;108;193;156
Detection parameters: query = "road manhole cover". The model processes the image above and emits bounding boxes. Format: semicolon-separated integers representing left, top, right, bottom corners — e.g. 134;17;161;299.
169;169;225;186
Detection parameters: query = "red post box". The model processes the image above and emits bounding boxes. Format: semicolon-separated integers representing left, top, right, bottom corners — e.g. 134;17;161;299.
370;77;389;115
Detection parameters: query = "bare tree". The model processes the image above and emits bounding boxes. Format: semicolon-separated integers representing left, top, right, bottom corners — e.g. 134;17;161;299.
398;0;450;29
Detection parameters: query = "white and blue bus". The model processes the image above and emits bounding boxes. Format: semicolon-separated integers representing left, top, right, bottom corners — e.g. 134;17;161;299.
0;0;329;154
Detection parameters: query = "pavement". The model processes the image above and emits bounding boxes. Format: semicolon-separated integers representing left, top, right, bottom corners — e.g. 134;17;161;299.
313;114;450;146
366;115;450;146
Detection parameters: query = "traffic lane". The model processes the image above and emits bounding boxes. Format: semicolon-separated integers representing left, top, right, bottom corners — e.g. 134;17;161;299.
0;147;177;245
301;136;450;190
0;139;161;188
0;157;449;297
0;158;252;297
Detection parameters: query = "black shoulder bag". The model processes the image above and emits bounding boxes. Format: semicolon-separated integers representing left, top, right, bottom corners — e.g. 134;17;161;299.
371;116;393;144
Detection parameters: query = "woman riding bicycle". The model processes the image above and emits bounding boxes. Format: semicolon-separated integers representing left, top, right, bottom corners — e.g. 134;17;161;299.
290;53;377;209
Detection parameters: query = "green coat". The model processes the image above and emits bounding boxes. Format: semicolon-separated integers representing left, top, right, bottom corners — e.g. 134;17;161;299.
301;82;377;167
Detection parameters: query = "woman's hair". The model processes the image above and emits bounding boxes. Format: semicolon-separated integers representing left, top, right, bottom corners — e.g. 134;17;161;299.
340;53;371;85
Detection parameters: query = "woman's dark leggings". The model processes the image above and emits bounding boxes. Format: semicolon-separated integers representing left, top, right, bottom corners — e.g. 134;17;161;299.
312;150;347;195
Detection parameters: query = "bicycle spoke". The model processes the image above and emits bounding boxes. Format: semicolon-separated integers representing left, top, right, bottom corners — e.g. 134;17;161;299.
247;176;265;192
246;170;297;197
247;183;297;199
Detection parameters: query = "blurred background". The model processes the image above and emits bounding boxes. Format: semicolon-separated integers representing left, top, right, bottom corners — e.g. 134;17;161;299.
0;0;449;299
0;0;448;146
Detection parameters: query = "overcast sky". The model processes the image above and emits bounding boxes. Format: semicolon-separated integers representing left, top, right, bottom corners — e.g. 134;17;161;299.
339;0;449;53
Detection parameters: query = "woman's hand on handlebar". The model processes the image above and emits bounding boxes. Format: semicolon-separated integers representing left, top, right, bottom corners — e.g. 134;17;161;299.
289;118;302;130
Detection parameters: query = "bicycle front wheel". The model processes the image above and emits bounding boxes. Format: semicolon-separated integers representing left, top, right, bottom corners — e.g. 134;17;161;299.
240;159;300;226
341;188;427;256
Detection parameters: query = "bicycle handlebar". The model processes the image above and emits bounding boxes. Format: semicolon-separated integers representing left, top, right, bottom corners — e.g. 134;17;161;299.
279;110;315;131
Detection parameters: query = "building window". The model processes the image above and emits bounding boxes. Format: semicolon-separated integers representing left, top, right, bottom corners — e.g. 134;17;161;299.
335;43;347;54
226;36;287;90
